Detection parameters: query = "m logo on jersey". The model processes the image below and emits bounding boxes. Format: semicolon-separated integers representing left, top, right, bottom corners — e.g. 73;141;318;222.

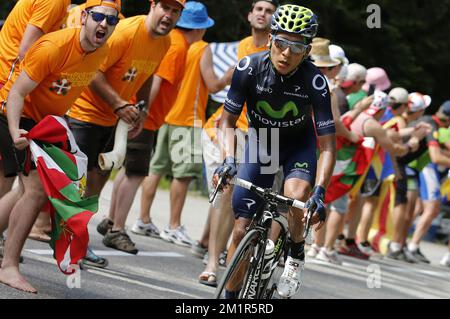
122;67;138;82
256;101;299;119
50;79;72;96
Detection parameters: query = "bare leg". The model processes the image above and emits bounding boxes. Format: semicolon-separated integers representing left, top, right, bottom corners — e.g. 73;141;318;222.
0;186;23;234
356;196;378;242
401;190;418;245
85;168;111;197
168;177;191;229
203;188;234;274
410;199;440;246
107;168;126;222
0;171;47;293
111;173;145;231
392;203;406;244
197;206;211;249
324;210;346;251
28;212;51;242
346;195;365;239
139;173;162;224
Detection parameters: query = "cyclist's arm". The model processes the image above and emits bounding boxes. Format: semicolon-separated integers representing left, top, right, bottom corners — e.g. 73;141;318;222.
316;133;337;188
218;110;240;158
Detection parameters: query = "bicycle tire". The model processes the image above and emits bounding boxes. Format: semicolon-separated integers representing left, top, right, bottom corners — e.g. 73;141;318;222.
214;228;266;299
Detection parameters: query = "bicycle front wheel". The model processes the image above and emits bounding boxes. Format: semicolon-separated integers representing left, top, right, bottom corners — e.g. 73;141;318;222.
214;228;266;299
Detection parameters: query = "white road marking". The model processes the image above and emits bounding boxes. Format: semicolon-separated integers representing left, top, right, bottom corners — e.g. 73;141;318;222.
26;249;184;257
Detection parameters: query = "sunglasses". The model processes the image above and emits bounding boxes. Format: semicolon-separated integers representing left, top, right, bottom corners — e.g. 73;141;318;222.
87;11;119;26
272;35;309;55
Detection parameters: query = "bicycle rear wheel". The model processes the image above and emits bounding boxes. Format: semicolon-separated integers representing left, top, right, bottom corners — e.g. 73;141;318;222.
214;229;266;299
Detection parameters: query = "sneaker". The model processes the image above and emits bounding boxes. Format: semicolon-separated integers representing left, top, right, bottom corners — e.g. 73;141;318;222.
97;218;113;236
402;247;419;263
277;256;304;298
191;241;207;258
338;242;370;260
103;230;138;254
160;225;193;247
131;219;160;238
202;250;227;267
0;236;24;263
316;247;342;265
409;248;430;264
219;250;227;267
306;243;320;258
440;253;450;267
386;245;406;261
82;247;108;269
357;241;376;256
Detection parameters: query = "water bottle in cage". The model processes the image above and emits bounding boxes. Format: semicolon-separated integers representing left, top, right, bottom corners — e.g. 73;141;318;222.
261;239;275;280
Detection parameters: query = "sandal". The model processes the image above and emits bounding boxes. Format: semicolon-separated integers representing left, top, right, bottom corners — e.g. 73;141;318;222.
198;271;217;287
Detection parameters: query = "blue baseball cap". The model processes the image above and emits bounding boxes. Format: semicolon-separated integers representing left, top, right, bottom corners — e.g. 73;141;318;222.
176;1;214;29
439;100;450;117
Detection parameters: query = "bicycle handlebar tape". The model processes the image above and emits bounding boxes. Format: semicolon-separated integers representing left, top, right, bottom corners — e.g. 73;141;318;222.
98;119;129;170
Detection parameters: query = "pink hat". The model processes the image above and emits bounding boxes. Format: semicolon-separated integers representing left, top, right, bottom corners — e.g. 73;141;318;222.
362;67;391;92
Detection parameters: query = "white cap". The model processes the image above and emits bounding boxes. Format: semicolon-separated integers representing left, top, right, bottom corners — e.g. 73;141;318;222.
365;90;389;116
388;87;409;104
329;44;349;65
408;92;431;112
341;63;367;88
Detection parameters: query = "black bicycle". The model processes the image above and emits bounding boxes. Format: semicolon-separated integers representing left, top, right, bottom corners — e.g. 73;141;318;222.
210;174;312;299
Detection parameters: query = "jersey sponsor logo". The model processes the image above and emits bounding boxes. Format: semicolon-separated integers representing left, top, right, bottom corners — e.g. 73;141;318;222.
243;198;256;210
122;67;138;82
256;84;273;94
49;78;72;96
237;56;251;71
294;162;308;169
225;98;242;109
316;119;335;129
251;110;306;127
256;101;299;119
312;74;328;97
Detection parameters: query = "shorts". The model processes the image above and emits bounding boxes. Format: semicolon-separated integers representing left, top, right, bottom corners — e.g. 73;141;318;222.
150;124;203;179
395;162;408;205
406;166;419;191
67;117;115;171
124;129;155;177
419;163;442;201
328;194;349;215
202;128;246;195
232;127;317;219
0;114;36;177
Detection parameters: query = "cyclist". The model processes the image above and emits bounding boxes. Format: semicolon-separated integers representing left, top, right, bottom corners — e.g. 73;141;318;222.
214;4;337;298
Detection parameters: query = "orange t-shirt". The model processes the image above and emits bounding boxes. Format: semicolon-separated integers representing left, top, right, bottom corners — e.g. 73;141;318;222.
0;28;109;122
0;0;70;84
164;40;209;128
144;29;189;131
204;36;268;140
68;16;171;127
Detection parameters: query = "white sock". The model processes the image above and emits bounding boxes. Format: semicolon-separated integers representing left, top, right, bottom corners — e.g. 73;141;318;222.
408;242;419;252
390;242;402;252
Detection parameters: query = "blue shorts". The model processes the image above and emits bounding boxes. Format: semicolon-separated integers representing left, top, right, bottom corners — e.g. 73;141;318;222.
419;163;441;201
231;129;317;219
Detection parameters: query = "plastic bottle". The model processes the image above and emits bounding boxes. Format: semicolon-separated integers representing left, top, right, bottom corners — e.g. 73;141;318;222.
261;239;275;280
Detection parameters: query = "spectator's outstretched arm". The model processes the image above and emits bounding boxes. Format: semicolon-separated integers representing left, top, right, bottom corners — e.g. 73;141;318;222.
200;45;233;94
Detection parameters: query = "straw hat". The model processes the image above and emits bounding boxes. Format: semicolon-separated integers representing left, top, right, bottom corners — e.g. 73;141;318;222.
310;37;340;68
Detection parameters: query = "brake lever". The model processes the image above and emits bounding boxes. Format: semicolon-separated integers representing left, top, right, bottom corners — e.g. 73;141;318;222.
303;207;313;240
208;166;231;204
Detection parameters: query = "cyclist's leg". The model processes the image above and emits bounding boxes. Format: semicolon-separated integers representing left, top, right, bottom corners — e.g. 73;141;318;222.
277;135;317;297
225;141;275;297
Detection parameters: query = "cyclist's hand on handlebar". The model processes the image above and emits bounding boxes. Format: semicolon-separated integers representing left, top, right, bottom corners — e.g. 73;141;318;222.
303;185;327;231
212;156;237;189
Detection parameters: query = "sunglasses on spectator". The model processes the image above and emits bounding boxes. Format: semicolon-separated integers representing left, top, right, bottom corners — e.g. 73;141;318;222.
272;35;309;55
87;11;119;26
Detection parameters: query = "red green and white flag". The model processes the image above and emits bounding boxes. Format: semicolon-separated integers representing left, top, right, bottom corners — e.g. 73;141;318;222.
25;116;97;274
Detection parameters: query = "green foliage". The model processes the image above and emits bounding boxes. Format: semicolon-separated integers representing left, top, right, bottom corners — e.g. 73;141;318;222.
1;0;449;109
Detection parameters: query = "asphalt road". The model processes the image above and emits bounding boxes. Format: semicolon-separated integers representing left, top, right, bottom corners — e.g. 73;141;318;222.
1;181;449;299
